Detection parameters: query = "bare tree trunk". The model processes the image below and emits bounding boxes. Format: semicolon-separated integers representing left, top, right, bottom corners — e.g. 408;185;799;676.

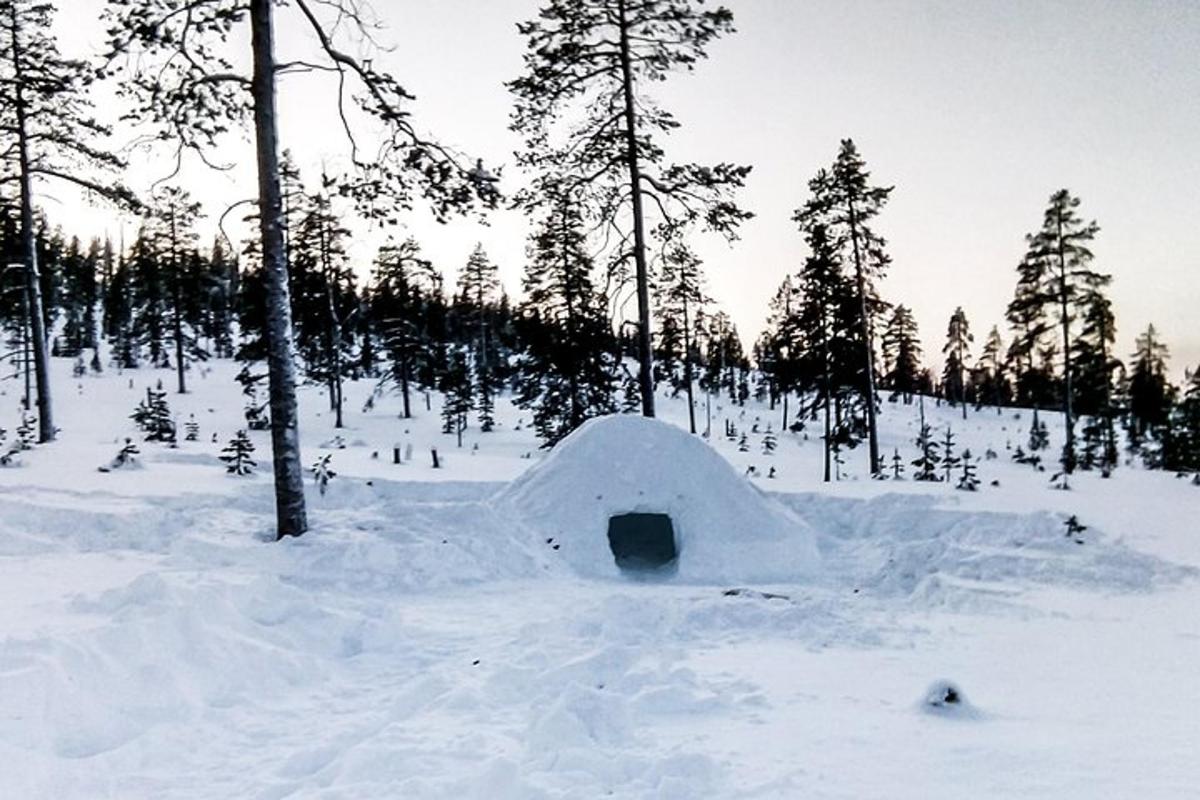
617;0;655;418
251;0;307;539
9;12;54;442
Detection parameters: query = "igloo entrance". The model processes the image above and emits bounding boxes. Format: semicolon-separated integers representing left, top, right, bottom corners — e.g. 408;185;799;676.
607;513;678;573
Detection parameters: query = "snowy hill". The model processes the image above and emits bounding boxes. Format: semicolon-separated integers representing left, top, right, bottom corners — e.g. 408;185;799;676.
0;359;1197;798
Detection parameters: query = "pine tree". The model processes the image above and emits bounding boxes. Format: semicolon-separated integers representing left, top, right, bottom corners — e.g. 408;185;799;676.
762;428;777;455
794;142;893;476
942;307;973;418
891;448;905;480
656;243;710;434
509;0;751;417
1;0;138;442
1008;190;1108;475
184;414;200;442
105;0;498;540
220;431;257;476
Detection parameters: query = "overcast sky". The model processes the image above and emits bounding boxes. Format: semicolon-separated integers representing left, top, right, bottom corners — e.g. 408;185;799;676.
53;0;1200;376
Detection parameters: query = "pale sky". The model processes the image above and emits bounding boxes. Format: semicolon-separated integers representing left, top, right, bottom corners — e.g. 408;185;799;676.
50;0;1200;377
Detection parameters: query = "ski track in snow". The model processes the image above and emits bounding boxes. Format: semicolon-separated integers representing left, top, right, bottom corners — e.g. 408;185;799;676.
0;361;1198;798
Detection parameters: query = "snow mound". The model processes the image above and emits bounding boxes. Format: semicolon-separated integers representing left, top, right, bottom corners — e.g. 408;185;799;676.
495;415;819;582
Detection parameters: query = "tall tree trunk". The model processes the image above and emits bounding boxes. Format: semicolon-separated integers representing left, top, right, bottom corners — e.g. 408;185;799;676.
170;214;187;393
251;0;308;539
10;12;54;442
617;0;655;418
682;297;696;434
846;196;879;475
1055;211;1075;473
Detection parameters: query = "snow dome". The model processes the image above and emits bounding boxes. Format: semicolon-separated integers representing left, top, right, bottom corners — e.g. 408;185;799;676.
494;415;819;582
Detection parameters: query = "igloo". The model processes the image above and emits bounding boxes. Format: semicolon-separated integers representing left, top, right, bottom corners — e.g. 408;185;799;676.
494;415;819;582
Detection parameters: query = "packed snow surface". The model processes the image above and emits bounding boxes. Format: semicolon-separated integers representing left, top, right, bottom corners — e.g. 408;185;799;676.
497;414;819;581
0;360;1197;798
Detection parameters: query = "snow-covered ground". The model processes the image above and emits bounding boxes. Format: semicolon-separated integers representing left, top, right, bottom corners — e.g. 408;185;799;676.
0;360;1197;798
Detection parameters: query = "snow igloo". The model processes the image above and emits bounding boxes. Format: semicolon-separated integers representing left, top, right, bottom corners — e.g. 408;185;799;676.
495;415;819;582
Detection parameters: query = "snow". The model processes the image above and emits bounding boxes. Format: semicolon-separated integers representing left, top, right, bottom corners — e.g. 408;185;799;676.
496;414;819;582
0;361;1198;798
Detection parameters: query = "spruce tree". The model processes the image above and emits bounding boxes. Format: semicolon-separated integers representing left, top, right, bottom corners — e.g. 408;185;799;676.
1127;324;1173;458
508;0;751;417
372;238;441;419
957;449;980;491
940;426;960;483
220;431;257;476
458;244;500;432
880;305;922;404
941;307;973;419
513;193;616;446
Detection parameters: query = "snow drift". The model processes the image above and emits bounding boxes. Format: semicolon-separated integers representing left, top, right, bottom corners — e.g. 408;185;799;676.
495;415;819;582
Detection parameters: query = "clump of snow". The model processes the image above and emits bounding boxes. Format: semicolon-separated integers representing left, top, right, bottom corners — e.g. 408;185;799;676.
495;415;819;583
922;679;982;719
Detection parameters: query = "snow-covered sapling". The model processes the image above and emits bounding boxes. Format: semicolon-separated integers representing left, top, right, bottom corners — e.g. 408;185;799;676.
184;415;200;442
15;411;36;451
1064;514;1087;543
912;421;940;481
737;432;749;452
940;427;960;483
99;438;141;472
762;429;777;455
220;431;256;476
311;453;336;495
957;449;980;491
891;448;905;480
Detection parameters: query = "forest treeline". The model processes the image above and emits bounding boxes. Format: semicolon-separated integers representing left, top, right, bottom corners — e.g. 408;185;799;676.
1;0;1197;538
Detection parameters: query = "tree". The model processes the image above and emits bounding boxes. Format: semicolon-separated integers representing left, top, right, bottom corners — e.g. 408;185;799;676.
1072;290;1120;469
220;430;256;475
509;0;752;418
880;305;922;404
794;143;893;476
655;242;709;434
514;192;617;446
973;326;1010;411
105;0;498;538
150;187;205;393
372;237;441;419
1009;189;1108;474
289;184;355;428
1127;324;1172;455
1;0;136;442
941;306;973;419
457;244;501;432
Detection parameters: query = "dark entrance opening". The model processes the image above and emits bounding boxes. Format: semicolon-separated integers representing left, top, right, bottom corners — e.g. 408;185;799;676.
607;513;678;574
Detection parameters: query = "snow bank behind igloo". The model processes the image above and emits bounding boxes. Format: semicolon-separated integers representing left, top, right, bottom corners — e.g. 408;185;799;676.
494;415;819;582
